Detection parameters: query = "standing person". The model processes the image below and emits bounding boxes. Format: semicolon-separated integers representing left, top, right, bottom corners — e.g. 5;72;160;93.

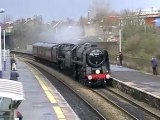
104;50;110;72
10;67;19;81
151;57;158;75
17;111;23;120
10;55;16;70
116;54;119;66
119;52;123;67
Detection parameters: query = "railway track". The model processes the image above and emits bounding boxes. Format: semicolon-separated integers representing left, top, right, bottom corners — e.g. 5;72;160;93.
25;60;134;120
92;88;160;120
92;89;138;119
27;61;106;120
105;87;160;119
14;51;160;120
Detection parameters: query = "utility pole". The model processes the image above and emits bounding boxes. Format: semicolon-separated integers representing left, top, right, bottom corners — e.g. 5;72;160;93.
88;11;90;22
3;30;6;71
0;8;5;78
119;29;122;52
0;26;2;77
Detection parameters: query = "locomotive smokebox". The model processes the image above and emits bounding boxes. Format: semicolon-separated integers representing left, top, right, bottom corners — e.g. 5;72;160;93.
74;43;106;68
86;48;106;68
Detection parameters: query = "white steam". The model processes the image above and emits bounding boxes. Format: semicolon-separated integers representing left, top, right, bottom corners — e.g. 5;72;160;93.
53;25;83;44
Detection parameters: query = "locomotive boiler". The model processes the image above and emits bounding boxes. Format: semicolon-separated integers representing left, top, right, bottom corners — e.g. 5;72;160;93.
33;42;110;87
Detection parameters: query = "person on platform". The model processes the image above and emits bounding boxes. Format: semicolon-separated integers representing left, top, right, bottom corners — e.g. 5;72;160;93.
118;52;123;67
10;67;19;81
17;111;23;120
151;57;158;75
10;55;16;70
116;54;119;66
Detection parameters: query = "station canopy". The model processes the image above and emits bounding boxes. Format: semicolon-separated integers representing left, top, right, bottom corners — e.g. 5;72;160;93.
0;79;25;101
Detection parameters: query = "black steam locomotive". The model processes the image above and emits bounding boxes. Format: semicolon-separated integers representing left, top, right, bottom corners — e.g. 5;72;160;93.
33;42;110;87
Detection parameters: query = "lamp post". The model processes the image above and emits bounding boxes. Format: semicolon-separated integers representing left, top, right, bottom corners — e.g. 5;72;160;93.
88;11;90;21
3;30;6;71
0;8;5;78
87;11;90;24
0;9;5;13
119;29;122;52
52;21;61;33
0;26;2;78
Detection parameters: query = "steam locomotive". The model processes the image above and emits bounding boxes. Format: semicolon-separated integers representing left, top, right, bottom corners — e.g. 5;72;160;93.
33;42;110;87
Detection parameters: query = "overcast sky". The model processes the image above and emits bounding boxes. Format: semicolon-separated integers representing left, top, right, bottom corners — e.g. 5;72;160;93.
0;0;160;22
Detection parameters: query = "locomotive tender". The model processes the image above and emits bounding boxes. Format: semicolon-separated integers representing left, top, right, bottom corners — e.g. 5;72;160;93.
33;42;110;87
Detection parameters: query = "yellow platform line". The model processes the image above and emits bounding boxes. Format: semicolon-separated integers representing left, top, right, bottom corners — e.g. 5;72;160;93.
35;75;48;91
28;65;66;119
34;75;57;103
53;106;66;120
45;91;57;103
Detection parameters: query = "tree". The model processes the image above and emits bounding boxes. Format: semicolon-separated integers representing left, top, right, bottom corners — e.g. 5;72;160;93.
11;16;46;50
121;9;160;59
90;0;111;24
2;14;13;23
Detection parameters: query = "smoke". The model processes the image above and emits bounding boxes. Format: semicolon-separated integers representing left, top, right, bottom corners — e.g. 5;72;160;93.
53;25;83;44
34;23;84;44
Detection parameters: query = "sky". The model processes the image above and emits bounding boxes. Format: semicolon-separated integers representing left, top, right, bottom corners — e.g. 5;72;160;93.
0;0;160;22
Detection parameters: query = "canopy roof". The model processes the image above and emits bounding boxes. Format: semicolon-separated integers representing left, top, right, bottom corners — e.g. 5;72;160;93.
0;79;25;100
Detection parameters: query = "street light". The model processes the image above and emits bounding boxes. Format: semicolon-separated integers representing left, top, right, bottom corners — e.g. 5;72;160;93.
0;8;5;78
119;29;122;52
0;9;5;13
3;30;6;71
52;21;62;33
88;11;90;22
87;11;91;24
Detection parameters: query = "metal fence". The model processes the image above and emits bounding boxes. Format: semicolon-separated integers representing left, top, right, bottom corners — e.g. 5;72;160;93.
2;49;10;57
109;54;158;74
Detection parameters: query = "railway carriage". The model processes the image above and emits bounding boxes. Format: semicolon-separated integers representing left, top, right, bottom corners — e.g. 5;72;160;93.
33;42;56;62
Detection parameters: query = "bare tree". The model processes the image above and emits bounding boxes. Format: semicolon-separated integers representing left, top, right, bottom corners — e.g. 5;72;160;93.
121;9;160;59
2;14;13;23
90;0;111;24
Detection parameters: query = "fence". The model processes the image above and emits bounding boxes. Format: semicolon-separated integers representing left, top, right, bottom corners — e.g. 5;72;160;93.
109;54;157;74
2;49;10;57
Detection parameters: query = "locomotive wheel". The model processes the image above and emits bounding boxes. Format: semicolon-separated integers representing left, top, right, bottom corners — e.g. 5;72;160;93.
88;81;92;87
73;69;78;80
102;83;106;88
73;71;76;80
60;62;65;70
78;69;84;83
74;65;79;80
78;75;82;83
34;57;38;61
102;79;106;88
81;79;86;85
83;80;86;86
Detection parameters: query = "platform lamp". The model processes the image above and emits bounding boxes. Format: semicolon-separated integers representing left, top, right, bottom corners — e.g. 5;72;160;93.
3;29;6;71
119;29;122;52
0;8;5;78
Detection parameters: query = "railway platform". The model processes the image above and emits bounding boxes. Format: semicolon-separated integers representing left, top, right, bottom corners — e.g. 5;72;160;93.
111;64;160;97
111;64;160;109
2;56;80;120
